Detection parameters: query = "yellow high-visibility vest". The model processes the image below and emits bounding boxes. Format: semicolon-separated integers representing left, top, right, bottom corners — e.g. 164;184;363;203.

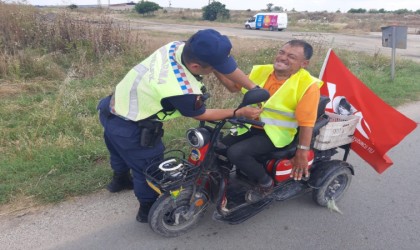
111;42;203;121
242;65;323;148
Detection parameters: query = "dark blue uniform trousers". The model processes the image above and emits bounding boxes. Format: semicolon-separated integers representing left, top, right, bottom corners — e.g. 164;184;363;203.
97;96;164;203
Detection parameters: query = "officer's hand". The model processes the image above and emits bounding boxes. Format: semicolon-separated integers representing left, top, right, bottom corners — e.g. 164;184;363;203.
236;107;262;119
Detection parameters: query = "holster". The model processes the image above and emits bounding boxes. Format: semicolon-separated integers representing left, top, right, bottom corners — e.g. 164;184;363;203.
138;120;164;148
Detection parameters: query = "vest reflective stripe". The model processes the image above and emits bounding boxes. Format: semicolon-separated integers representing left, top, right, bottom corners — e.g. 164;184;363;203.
126;64;148;120
157;46;169;84
260;117;298;128
263;107;295;119
112;42;203;121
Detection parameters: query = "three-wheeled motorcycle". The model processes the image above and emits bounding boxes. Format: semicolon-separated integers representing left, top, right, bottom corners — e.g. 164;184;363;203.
145;88;358;237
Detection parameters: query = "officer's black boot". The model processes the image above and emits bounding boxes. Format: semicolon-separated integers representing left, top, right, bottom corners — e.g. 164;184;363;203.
106;172;133;193
136;201;155;223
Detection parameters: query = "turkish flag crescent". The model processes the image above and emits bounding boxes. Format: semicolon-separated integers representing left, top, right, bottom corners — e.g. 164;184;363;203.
318;49;417;173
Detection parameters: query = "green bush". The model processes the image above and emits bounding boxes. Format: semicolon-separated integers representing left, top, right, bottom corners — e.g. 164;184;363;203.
135;0;161;16
348;8;367;13
67;4;78;10
202;1;230;21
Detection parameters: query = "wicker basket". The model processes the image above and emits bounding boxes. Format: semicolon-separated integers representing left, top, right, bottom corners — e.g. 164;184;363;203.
314;112;360;150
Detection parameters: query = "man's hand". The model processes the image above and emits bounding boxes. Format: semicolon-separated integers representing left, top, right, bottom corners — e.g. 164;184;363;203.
290;149;310;180
235;107;262;119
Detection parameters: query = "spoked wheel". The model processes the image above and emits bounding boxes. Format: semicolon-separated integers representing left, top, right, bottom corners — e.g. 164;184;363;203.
148;188;207;237
312;167;352;206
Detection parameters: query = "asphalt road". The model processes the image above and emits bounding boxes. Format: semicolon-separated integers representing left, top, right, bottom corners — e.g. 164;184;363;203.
1;23;420;250
1;104;419;250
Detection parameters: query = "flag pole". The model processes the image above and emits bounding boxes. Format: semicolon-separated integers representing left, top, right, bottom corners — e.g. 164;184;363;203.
318;48;332;79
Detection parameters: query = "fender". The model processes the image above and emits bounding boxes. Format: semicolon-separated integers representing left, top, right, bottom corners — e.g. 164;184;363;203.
308;160;354;189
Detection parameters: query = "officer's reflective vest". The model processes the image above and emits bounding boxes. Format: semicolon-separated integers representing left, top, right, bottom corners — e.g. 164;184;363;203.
111;42;203;121
242;65;323;148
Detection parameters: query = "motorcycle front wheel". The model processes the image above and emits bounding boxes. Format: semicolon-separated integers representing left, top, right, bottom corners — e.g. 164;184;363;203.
148;187;207;237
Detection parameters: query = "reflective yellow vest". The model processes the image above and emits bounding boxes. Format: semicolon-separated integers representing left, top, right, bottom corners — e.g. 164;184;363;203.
111;42;204;121
244;65;323;148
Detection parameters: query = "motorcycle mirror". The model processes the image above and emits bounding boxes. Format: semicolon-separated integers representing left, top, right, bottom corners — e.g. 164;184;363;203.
237;88;270;109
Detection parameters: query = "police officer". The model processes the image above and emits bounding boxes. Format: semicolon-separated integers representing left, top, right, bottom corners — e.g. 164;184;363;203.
97;29;262;223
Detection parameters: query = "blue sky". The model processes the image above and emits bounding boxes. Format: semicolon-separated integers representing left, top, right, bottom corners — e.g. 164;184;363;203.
15;0;420;12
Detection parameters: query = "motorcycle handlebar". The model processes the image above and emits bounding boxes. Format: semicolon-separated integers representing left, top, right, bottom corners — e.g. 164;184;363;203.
228;117;265;127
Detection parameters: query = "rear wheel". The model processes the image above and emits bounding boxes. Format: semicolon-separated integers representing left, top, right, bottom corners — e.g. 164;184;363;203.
148;188;207;237
312;167;352;206
245;25;251;29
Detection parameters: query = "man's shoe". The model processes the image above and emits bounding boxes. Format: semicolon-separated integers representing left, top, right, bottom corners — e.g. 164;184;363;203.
136;201;155;223
245;181;274;203
106;173;133;193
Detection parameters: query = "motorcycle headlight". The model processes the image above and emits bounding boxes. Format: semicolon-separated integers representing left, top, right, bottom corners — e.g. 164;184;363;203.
186;128;210;148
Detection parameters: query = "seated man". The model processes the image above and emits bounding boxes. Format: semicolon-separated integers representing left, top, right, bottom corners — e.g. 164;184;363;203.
221;40;323;202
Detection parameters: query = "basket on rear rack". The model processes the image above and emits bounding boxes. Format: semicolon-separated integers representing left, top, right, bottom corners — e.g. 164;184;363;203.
314;111;360;150
145;150;201;192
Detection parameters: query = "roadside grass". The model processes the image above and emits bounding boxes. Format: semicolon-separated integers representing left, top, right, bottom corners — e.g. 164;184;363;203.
1;3;419;208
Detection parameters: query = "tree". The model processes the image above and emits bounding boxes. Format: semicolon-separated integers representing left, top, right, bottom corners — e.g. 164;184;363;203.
202;1;230;21
67;4;78;9
368;9;379;14
347;8;367;13
394;8;410;14
273;6;284;12
266;3;273;12
135;0;162;16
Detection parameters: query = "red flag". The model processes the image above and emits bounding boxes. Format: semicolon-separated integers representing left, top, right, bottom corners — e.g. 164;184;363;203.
319;49;417;173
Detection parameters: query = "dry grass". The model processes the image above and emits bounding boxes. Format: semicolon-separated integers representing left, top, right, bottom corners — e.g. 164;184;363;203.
0;2;147;80
0;82;26;96
0;194;41;218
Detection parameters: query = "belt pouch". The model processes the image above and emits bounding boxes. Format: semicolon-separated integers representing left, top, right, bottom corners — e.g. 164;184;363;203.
139;120;164;148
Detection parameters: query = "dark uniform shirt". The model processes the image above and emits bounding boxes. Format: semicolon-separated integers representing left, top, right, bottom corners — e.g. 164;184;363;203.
161;94;206;118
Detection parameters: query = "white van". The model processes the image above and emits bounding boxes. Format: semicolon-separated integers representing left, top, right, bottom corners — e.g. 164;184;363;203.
244;12;288;31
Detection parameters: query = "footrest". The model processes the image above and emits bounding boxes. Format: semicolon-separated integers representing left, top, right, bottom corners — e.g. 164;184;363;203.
273;180;308;201
212;197;273;225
